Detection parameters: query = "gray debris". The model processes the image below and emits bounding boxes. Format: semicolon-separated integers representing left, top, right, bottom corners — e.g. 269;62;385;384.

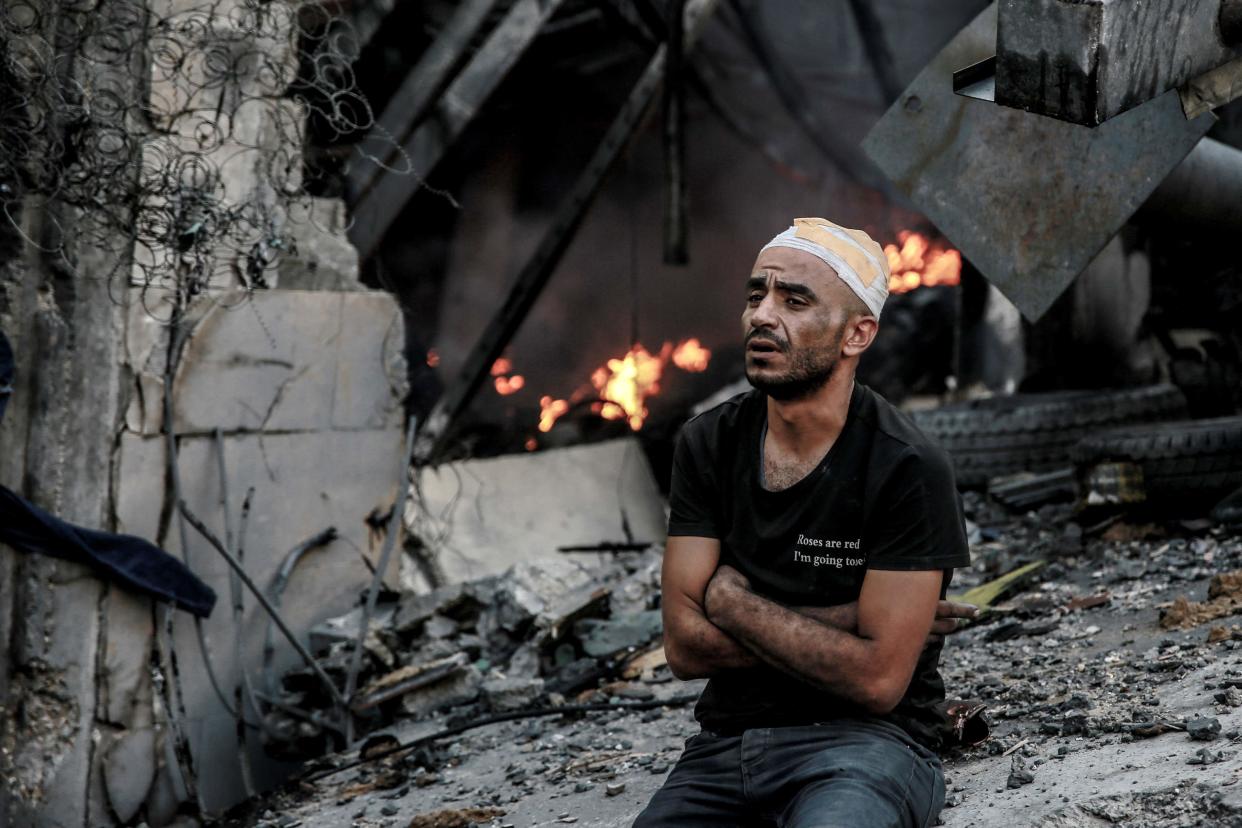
481;677;547;712
399;665;483;717
1187;746;1228;765
576;610;663;658
1007;756;1035;789
1186;717;1222;741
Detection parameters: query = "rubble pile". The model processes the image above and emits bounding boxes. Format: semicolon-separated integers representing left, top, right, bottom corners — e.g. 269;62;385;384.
226;475;1242;827
262;551;672;759
937;492;1242;822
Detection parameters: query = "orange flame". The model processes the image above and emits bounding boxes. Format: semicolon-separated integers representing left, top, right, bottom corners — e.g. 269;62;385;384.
883;231;962;295
537;338;711;434
489;356;526;396
592;344;665;431
494;374;525;395
426;348;440;368
538;396;570;432
672;338;710;372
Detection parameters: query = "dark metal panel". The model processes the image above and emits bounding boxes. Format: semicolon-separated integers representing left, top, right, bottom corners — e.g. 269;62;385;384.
862;4;1215;321
996;0;1242;126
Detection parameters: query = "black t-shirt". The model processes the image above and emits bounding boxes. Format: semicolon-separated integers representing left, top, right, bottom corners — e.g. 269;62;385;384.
667;383;971;749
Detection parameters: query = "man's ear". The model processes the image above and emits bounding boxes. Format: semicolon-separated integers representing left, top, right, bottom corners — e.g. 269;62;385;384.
842;316;879;357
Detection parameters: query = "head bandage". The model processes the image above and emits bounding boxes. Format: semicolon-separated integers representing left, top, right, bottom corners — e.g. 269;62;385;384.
760;217;890;319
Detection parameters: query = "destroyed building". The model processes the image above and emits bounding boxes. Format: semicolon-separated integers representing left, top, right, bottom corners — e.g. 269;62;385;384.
2;0;1242;827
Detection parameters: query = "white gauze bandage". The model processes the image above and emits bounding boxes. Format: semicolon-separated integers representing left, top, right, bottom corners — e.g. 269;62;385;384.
759;217;891;319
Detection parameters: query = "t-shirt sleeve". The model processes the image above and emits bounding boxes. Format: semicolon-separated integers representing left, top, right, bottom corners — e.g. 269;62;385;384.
865;445;971;571
667;425;722;538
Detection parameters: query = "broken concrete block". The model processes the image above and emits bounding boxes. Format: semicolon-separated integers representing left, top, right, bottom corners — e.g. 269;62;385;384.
408;439;666;584
506;642;542;679
480;677;545;712
393;580;496;635
308;605;396;654
399;664;482;718
472;559;605;646
575;610;663;658
354;653;474;712
424;614;459;639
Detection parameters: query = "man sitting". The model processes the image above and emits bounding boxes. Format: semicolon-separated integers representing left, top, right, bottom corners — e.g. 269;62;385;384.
634;218;974;828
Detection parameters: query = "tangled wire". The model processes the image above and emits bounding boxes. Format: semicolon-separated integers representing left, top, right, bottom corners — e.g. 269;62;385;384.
0;0;386;321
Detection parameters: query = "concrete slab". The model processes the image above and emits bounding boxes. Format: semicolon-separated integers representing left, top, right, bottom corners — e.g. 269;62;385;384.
119;290;405;436
108;285;409;814
408;439;667;585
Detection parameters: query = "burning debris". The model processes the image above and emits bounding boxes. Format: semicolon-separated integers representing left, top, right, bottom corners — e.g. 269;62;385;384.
883;231;962;295
537;339;712;434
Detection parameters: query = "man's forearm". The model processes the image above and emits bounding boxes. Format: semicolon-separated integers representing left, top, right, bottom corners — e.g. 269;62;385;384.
666;601;857;679
706;582;887;709
664;608;760;678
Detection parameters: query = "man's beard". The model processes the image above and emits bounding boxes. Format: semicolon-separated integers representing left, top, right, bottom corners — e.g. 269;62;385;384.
744;328;843;401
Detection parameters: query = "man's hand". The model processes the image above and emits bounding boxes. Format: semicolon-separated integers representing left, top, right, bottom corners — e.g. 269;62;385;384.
928;600;978;644
661;538;762;679
705;568;944;714
704;564;750;620
709;576;975;647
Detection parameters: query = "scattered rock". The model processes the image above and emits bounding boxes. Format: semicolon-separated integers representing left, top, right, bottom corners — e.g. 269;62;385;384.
1185;717;1222;741
481;677;546;712
605;782;627;797
407;807;507;828
1007;756;1035;789
1187;746;1228;765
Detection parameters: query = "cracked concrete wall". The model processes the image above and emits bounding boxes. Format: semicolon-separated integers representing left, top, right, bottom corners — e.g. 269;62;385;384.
108;289;407;818
0;201;130;828
0;0;398;824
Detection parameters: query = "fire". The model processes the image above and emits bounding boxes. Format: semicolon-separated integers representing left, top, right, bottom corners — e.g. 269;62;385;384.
672;338;710;372
537;338;711;433
538;396;569;432
883;231;962;294
592;344;665;430
426;348;440;368
494;375;525;395
491;357;525;396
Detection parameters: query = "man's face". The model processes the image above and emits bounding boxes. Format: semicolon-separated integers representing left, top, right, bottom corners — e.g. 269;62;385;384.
742;247;850;401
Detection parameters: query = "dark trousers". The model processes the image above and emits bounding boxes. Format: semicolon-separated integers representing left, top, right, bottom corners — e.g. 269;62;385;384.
633;719;945;828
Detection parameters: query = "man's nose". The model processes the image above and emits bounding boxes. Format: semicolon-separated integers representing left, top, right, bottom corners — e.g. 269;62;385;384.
749;294;779;329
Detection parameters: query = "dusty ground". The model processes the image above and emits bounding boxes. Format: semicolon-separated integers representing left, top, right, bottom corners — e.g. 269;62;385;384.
220;505;1242;828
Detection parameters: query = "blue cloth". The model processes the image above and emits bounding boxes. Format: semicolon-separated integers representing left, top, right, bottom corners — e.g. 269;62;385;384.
633;719;945;828
0;485;216;617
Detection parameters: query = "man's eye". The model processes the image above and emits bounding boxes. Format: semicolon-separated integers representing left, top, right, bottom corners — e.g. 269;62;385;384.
787;296;805;306
747;293;763;303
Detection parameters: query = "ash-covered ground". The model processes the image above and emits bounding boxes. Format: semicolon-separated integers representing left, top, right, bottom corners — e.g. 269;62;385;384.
218;495;1242;828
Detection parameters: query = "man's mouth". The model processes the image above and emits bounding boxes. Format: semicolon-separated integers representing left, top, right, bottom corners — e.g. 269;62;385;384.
746;339;782;354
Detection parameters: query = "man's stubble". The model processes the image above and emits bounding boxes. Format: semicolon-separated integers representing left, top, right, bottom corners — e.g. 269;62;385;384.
744;320;846;402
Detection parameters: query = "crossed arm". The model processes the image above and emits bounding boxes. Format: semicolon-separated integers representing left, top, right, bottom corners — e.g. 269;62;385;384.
661;535;971;714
